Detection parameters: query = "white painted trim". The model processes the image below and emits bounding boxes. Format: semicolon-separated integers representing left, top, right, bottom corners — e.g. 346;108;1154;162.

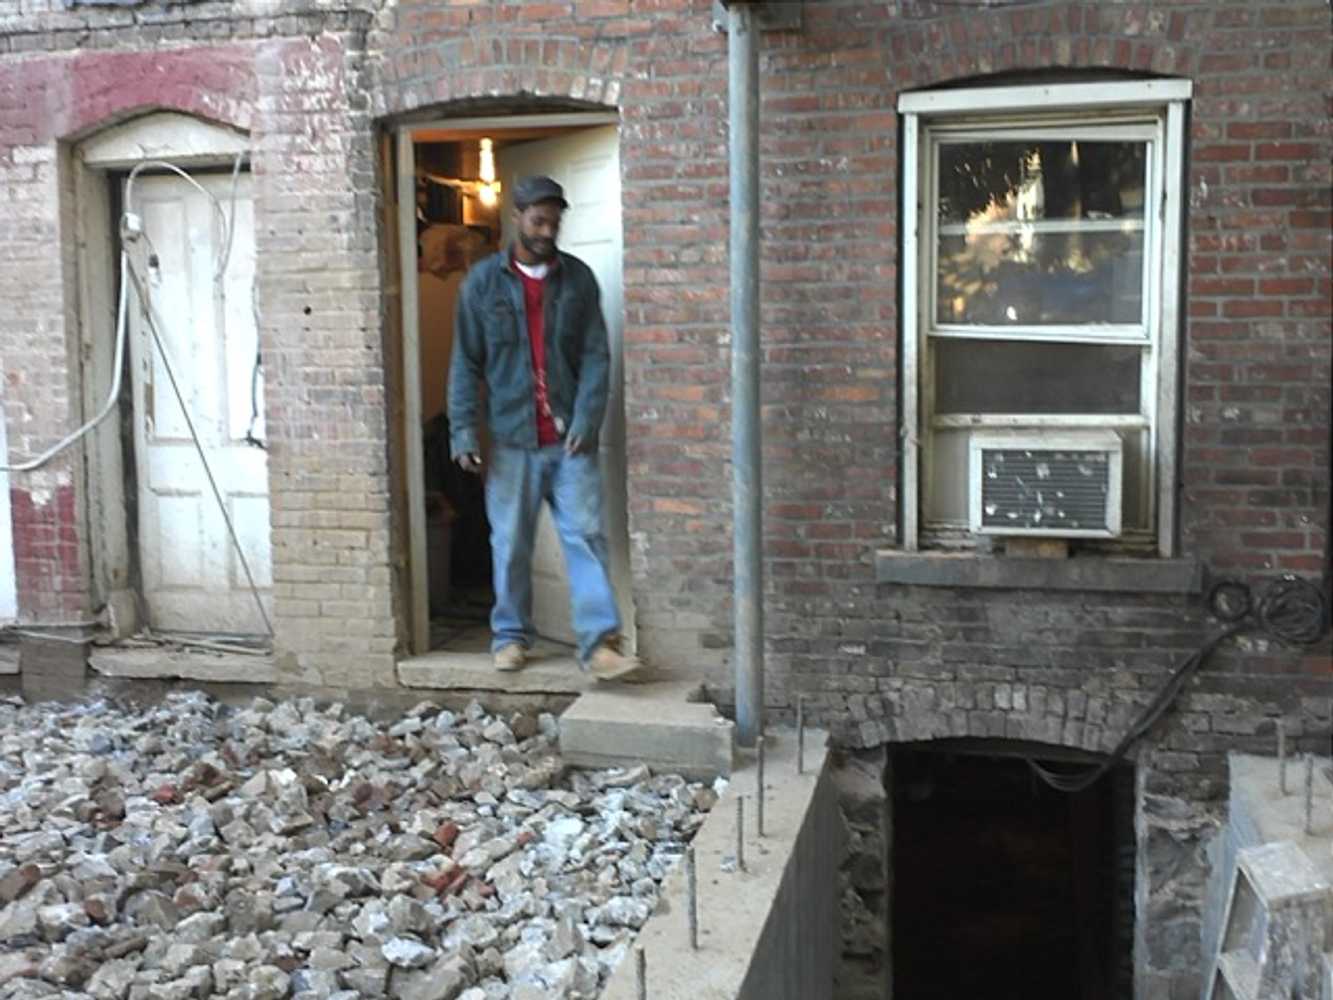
78;112;249;170
938;218;1146;236
932;414;1150;430
1156;101;1186;558
967;430;1123;538
0;411;16;622
898;80;1193;115
73;151;137;634
408;112;620;136
927;326;1149;345
397;128;430;657
900;113;921;551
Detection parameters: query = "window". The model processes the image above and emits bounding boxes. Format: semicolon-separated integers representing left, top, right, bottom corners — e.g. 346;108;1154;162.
899;81;1190;556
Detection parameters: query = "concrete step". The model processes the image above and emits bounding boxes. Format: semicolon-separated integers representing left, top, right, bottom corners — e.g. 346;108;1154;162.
559;680;734;779
1210;842;1333;1000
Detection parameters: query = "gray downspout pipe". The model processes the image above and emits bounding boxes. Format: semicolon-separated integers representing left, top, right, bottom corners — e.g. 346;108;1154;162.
728;0;763;747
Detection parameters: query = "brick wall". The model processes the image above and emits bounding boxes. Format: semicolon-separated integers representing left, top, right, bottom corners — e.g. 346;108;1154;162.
0;11;399;685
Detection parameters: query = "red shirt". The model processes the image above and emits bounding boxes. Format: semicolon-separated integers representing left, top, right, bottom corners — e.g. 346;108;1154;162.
516;267;561;447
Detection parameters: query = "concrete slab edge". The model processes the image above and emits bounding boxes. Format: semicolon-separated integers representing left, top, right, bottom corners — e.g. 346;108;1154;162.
601;729;835;1000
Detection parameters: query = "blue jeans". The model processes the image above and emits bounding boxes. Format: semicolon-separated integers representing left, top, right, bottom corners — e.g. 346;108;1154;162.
485;445;620;663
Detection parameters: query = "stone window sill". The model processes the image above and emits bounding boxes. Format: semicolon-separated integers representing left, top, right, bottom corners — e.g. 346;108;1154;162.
874;550;1202;594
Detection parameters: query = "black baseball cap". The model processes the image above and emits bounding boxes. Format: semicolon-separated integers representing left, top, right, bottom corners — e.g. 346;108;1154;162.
513;175;569;210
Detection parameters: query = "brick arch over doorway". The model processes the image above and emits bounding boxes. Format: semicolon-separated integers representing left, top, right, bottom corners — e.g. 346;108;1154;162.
371;36;628;121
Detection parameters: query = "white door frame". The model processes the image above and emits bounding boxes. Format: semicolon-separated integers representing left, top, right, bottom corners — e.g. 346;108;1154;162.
73;112;251;635
0;412;16;622
395;112;620;655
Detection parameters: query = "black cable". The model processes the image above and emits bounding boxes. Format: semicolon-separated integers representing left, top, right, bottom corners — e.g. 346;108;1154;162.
243;350;267;451
1027;576;1330;794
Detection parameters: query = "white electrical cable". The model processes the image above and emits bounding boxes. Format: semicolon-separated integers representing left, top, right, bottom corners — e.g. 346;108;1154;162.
1;154;243;474
0;256;131;473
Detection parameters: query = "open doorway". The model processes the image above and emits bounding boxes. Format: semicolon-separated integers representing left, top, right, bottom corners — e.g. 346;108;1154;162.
891;742;1135;999
397;113;631;662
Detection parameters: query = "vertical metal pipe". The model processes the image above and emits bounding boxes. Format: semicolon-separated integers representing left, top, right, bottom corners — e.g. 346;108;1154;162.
797;695;805;775
756;735;766;837
686;847;699;949
729;0;763;748
636;946;647;999
1278;718;1288;794
1305;754;1316;836
736;795;746;871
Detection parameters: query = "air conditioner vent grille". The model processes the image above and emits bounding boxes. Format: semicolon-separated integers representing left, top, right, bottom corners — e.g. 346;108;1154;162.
968;432;1123;538
979;448;1112;531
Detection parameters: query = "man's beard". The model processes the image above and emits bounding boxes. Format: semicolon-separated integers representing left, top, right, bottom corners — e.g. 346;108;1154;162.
519;231;556;262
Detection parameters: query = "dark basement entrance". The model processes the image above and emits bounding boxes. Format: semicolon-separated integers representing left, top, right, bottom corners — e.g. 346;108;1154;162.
891;741;1135;1000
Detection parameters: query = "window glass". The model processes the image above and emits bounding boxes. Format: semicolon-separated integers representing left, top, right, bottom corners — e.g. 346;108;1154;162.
935;140;1147;326
933;339;1142;415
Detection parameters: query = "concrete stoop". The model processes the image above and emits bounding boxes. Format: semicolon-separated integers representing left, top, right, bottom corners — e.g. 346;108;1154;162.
559;680;734;779
601;729;841;1000
1208;754;1333;1000
1210;842;1332;1000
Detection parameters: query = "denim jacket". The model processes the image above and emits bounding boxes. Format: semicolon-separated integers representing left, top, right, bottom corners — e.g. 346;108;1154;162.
447;249;610;459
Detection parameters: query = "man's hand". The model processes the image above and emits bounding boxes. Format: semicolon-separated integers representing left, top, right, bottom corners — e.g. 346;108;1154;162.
565;434;587;456
456;453;484;474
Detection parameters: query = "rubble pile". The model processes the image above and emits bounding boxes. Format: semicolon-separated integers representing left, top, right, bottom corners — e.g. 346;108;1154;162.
0;692;719;1000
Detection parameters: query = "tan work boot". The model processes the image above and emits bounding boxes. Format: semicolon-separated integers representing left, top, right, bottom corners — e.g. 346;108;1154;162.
586;641;642;682
493;644;527;673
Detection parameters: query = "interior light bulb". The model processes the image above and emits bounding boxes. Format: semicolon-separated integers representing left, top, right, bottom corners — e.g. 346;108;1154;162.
479;183;498;208
480;138;495;184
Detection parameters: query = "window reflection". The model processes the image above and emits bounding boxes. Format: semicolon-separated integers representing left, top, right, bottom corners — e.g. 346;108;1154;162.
935;141;1148;326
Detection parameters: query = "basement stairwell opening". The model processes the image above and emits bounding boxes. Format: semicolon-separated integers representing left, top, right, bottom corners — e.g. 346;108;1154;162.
890;741;1136;1000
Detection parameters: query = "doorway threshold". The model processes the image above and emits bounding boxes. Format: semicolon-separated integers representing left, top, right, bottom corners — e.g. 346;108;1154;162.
397;643;592;695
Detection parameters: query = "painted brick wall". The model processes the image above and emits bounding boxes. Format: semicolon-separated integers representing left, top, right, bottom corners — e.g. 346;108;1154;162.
0;15;400;686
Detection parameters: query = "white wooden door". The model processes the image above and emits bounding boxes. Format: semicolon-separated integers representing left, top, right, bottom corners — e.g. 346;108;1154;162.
0;411;16;622
127;173;272;634
497;126;634;649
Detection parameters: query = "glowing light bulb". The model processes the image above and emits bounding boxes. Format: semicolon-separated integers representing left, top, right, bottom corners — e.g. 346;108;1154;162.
479;138;495;183
479;184;497;208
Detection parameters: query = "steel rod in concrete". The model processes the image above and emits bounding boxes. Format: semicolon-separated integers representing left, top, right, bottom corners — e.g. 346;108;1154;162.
736;795;746;871
797;696;805;775
686;846;699;950
636;945;646;999
756;735;766;837
1305;753;1315;835
1278;718;1287;794
728;0;764;749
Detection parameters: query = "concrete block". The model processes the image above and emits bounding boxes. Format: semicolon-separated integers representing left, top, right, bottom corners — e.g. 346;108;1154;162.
89;648;276;684
20;634;89;703
559;681;734;779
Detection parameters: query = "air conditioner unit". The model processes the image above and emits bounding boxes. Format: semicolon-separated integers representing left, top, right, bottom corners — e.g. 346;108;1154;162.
968;431;1123;538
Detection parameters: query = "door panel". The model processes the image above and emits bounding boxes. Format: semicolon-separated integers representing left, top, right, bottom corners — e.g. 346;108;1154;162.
496;126;634;649
127;173;272;634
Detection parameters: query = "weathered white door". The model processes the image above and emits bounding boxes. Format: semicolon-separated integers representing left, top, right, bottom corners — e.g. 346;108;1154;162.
126;173;272;634
0;411;16;621
497;126;634;649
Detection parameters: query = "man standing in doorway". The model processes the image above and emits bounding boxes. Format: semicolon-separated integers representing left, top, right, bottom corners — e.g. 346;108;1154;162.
449;175;640;681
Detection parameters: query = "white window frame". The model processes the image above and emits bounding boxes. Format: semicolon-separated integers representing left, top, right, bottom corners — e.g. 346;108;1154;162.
898;80;1189;556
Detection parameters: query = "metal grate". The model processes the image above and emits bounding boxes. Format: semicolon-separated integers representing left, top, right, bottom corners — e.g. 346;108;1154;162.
978;447;1112;532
